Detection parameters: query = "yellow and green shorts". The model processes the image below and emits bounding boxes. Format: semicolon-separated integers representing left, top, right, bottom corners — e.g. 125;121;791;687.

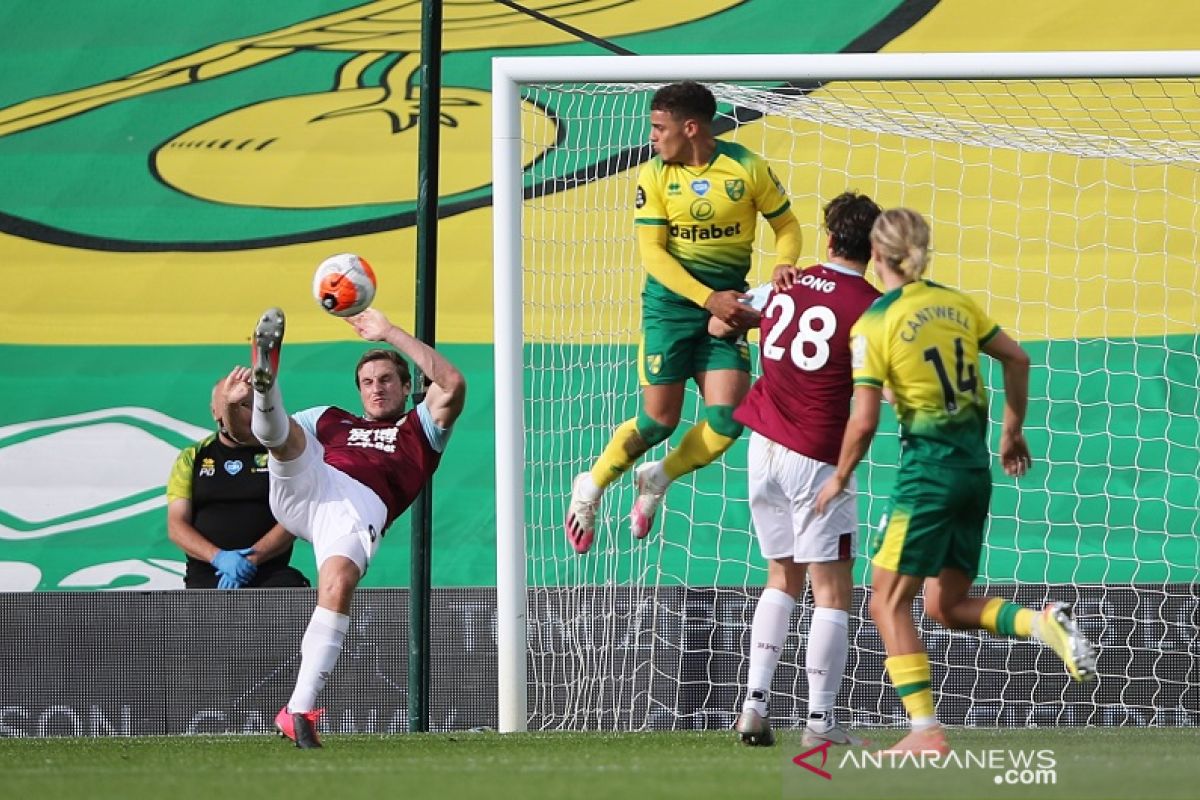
869;461;992;579
638;299;750;385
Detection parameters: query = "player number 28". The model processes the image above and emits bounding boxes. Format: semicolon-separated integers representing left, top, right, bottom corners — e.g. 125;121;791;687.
761;295;837;371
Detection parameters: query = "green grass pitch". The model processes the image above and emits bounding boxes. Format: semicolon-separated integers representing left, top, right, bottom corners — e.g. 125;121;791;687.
2;728;1196;800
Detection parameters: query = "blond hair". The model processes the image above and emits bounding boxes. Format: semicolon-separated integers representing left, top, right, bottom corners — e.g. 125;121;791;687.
870;207;931;280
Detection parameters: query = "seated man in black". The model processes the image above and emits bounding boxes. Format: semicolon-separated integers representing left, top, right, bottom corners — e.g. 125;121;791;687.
167;367;309;589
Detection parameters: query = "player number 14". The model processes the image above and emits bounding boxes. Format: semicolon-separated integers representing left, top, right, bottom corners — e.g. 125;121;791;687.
922;337;978;413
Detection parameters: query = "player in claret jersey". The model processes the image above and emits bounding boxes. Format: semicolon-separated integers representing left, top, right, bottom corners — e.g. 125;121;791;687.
228;306;466;748
719;192;882;748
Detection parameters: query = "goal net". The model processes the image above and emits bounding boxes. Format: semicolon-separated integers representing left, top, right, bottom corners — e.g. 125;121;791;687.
493;53;1200;732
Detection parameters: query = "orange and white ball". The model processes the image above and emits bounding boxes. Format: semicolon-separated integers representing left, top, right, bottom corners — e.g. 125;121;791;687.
313;253;376;317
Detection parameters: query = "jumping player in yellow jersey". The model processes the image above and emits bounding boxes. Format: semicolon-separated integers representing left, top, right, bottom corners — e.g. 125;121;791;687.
565;81;802;553
813;208;1098;754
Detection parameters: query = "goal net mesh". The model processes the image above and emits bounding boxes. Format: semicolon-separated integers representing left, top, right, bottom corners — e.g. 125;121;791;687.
516;75;1200;730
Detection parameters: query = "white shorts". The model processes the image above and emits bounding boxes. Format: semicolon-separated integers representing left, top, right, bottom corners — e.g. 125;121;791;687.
268;428;387;574
747;431;859;562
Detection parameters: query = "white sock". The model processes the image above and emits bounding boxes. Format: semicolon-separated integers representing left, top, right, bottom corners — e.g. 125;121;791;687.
1030;609;1047;641
252;382;290;449
288;606;350;713
576;472;601;501
645;461;669;489
742;587;795;716
806;607;849;727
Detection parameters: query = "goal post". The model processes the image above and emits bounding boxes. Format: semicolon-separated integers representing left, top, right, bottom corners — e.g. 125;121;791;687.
493;52;1200;734
492;62;526;735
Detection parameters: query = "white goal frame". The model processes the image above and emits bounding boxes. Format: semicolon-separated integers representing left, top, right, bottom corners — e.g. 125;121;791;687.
492;50;1200;733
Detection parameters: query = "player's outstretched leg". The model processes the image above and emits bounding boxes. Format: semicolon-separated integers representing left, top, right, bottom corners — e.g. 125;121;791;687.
630;461;669;540
250;307;291;450
1034;602;1098;682
565;473;601;554
274;706;324;749
734;708;775;747
252;307;286;393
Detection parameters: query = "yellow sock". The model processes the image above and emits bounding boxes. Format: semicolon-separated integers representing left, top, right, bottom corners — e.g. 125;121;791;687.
661;422;736;481
980;597;1034;639
589;418;642;490
885;653;935;723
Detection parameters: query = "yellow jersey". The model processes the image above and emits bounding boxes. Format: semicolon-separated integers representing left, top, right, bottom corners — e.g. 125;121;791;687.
634;140;791;303
851;280;1001;467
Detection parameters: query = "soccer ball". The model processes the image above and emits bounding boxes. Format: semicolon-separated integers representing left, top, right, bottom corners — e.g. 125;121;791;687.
312;253;377;317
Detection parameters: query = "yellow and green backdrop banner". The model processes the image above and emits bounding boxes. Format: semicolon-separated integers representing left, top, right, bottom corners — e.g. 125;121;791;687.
0;0;1196;589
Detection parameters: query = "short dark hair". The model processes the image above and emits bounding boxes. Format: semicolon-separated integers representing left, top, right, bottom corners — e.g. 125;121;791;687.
354;349;411;388
650;81;717;124
824;191;882;264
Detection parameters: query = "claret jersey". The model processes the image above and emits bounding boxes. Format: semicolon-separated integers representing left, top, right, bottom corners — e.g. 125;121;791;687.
293;403;448;529
735;263;880;464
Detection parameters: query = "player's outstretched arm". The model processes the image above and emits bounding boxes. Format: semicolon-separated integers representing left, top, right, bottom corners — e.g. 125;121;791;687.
982;330;1033;477
347;309;467;428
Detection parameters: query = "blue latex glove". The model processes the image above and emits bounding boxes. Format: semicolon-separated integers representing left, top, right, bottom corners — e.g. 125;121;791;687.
217;572;242;590
211;547;256;587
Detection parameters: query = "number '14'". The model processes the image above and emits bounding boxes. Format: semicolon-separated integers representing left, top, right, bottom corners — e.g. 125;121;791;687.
922;337;977;412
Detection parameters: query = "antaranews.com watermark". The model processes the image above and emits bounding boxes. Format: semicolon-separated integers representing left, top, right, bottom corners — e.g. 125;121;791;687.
838;746;1054;784
789;739;1057;792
